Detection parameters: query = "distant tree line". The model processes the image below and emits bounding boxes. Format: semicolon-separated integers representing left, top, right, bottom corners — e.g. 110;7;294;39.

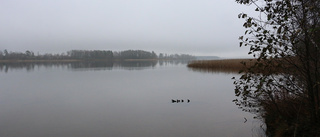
0;49;196;61
67;50;113;60
113;50;157;59
158;53;196;60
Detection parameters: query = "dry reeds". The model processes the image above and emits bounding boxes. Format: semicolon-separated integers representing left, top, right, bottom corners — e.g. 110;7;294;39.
187;59;256;73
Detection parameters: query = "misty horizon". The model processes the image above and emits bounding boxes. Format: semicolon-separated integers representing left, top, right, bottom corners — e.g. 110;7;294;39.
1;0;257;58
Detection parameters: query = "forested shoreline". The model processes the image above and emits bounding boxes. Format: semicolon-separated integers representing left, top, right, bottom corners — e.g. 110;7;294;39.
0;49;196;62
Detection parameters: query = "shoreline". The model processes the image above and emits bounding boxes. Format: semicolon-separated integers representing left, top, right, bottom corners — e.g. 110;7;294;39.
0;59;86;63
0;58;186;63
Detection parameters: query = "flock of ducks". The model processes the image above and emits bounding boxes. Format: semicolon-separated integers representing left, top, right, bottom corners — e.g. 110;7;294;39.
172;99;190;103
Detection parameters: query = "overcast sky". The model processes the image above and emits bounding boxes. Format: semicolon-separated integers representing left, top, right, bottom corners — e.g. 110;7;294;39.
0;0;257;58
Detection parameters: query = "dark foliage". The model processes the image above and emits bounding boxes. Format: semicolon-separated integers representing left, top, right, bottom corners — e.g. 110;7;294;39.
234;0;320;136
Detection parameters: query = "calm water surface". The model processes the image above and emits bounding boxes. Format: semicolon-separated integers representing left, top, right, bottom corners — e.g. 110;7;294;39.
0;61;262;137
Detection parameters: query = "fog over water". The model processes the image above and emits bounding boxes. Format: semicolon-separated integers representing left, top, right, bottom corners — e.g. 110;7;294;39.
0;0;257;58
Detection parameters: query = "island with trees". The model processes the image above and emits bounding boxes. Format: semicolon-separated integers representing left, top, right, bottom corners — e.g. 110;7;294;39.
0;49;196;62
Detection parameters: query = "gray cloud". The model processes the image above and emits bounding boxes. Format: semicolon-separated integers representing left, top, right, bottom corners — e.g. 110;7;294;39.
0;0;256;58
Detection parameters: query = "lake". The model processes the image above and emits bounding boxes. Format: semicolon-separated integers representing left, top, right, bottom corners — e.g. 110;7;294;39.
0;61;263;137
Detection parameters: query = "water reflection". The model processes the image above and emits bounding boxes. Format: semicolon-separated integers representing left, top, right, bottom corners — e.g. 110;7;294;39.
0;60;261;137
188;67;240;74
113;61;156;70
0;60;192;73
69;61;114;70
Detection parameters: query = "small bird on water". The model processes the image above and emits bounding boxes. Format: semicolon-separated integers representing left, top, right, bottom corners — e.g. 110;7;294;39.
171;99;190;103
